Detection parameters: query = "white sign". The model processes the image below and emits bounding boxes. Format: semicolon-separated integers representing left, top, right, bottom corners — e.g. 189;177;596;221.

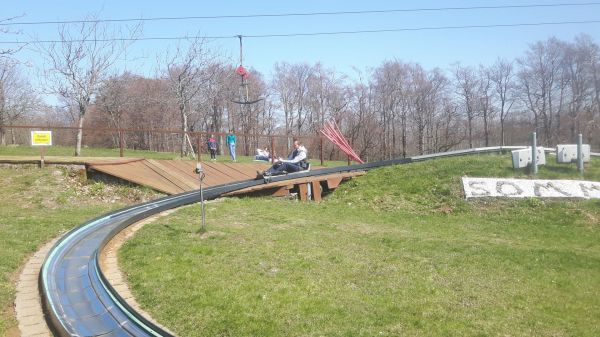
31;131;52;146
462;177;600;199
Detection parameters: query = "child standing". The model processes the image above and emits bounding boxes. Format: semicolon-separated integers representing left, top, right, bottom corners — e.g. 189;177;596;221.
207;135;218;160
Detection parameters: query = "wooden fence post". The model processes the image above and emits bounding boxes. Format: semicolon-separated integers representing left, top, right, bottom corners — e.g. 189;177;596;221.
320;137;324;166
119;129;124;157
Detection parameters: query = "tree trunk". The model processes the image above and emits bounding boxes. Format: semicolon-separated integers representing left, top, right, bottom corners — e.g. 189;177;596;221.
0;112;5;146
180;108;188;157
501;118;506;146
467;115;473;148
75;115;84;156
483;111;489;147
401;113;407;158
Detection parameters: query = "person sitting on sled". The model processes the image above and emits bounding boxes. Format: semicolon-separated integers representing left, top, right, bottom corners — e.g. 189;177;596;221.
258;139;309;177
254;147;271;161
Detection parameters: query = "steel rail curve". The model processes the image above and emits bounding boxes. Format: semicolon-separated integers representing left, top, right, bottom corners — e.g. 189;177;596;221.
39;146;596;336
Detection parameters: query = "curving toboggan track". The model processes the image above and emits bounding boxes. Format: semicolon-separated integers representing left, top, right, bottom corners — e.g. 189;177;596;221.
40;146;592;336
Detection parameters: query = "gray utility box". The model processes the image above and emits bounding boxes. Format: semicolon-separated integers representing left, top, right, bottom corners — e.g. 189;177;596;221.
556;144;590;163
512;147;546;169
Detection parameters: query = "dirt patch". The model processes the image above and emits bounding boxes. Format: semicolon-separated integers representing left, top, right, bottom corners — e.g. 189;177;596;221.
4;307;18;337
195;230;226;239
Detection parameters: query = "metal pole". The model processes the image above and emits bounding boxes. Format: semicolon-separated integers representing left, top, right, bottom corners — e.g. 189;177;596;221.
577;133;584;175
199;178;206;233
531;132;538;175
238;35;243;66
40;146;45;168
195;163;206;233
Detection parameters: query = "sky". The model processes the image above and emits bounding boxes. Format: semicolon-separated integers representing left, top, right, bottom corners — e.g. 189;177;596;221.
2;0;600;84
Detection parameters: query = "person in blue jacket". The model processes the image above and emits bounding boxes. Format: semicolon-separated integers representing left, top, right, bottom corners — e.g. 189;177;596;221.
226;129;236;162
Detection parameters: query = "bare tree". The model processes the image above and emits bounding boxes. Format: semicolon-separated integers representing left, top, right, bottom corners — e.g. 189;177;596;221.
272;62;312;151
373;61;408;158
304;63;348;134
453;64;480;148
272;62;295;140
588;37;600;148
347;80;379;160
233;67;268;154
489;58;515;146
199;63;233;135
162;37;218;156
39;15;140;156
96;73;132;129
434;98;465;152
1;16;26;57
478;66;495;147
560;35;598;141
517;38;565;145
0;59;39;144
409;65;448;154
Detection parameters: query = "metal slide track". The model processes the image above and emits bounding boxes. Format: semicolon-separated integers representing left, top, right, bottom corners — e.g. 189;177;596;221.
39;146;595;336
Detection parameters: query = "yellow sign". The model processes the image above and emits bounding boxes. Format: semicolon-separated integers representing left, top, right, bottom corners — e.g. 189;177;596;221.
31;131;53;146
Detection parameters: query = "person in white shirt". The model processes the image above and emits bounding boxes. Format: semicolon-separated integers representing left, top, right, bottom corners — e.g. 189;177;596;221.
258;140;309;177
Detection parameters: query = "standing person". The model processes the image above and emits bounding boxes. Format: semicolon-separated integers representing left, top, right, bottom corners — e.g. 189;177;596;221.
207;134;218;161
257;139;309;178
226;129;237;162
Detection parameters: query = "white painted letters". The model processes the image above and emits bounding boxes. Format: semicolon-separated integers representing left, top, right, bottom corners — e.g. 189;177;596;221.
462;177;600;199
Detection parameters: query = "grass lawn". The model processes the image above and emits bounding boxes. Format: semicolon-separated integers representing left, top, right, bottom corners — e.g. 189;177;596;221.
0;145;348;166
0;166;160;336
120;154;600;337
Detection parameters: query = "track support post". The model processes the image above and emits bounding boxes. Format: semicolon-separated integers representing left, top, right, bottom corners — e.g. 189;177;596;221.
195;163;206;233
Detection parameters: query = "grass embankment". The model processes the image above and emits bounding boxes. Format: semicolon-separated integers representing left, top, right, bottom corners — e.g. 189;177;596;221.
0;167;160;336
121;154;600;337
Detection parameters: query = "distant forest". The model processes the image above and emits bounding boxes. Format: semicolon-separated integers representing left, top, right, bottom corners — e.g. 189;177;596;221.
1;21;599;159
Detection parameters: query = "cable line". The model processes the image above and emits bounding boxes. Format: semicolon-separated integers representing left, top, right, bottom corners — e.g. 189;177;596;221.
2;19;600;44
241;20;600;38
1;2;600;26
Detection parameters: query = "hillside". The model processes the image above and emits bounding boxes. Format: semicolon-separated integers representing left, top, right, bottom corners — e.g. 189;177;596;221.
120;154;600;337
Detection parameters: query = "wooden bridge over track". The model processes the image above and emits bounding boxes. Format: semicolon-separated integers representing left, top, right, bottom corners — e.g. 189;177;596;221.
0;156;363;201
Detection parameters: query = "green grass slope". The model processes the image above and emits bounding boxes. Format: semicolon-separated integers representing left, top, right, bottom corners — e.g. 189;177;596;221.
120;154;600;337
0;167;160;336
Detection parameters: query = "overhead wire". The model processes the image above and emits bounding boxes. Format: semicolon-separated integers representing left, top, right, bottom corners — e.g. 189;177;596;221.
1;2;600;26
2;20;600;44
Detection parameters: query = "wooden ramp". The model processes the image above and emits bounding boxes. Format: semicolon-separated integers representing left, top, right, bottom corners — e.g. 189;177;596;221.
89;160;273;194
0;155;364;199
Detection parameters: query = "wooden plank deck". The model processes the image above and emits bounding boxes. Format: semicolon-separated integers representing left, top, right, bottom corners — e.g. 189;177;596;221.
224;171;366;201
89;160;273;194
1;155;364;199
